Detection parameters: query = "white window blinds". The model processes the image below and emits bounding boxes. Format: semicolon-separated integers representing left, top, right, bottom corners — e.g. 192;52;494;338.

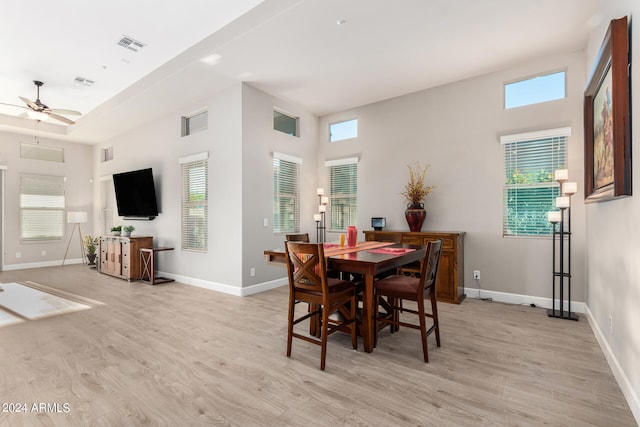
326;157;358;231
100;177;115;235
180;152;208;251
20;174;65;241
502;128;570;237
273;152;301;234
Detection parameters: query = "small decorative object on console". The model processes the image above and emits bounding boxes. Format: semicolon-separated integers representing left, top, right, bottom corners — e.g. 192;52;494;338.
402;162;434;232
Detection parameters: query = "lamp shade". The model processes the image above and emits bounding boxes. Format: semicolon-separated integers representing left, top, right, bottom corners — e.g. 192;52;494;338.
67;211;88;224
555;197;570;209
554;169;569;182
313;214;322;222
316;188;324;196
547;211;562;223
562;182;578;196
321;196;329;205
318;205;326;212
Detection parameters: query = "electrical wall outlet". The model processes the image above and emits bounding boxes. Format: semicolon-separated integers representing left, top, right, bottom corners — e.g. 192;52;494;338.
473;270;481;280
41;250;47;256
250;267;256;277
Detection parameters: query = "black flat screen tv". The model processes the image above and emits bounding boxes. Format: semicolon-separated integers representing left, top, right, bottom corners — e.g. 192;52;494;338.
113;168;159;219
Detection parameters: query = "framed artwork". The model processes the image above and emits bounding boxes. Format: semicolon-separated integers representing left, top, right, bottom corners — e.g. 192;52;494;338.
584;16;631;202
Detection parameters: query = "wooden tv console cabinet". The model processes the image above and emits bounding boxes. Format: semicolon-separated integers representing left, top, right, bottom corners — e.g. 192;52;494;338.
363;230;465;304
99;236;153;281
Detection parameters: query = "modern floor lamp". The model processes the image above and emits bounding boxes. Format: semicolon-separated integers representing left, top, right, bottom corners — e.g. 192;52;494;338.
62;211;88;266
546;170;578;321
315;188;328;243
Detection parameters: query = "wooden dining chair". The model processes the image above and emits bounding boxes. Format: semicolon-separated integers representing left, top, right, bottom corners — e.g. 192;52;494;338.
374;240;443;362
285;233;310;242
284;241;358;370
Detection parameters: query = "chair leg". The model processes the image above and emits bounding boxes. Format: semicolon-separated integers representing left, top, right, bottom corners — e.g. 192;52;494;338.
431;292;441;347
287;297;295;357
417;297;429;363
320;306;329;371
350;296;357;350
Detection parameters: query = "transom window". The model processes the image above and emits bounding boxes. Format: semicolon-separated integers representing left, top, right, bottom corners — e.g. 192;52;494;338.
504;71;566;109
273;110;299;137
181;110;208;136
329;118;358;142
501;128;570;237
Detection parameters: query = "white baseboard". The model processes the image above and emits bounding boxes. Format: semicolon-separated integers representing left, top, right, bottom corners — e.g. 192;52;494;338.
155;271;287;296
465;286;585;313
2;258;84;271
585;306;640;424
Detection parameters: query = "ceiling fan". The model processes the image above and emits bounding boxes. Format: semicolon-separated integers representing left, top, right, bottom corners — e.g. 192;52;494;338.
3;80;81;125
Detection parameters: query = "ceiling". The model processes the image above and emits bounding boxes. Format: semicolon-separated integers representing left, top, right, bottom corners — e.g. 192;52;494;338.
0;0;602;144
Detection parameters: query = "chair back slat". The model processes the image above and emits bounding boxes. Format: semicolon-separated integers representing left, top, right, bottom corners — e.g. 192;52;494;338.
285;233;310;242
418;240;443;297
285;241;328;294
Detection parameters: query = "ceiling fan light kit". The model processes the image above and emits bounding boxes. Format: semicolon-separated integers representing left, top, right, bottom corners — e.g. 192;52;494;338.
27;110;49;122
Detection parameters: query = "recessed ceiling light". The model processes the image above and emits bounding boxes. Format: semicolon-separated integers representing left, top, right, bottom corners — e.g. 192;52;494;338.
336;19;347;26
201;54;222;65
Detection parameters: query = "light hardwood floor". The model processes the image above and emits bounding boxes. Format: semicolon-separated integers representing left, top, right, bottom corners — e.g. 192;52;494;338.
0;265;636;426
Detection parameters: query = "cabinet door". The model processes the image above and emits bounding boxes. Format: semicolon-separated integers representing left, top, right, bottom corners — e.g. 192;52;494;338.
121;240;130;277
435;252;454;301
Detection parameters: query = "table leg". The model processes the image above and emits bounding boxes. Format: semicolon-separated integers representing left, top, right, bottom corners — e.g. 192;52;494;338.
362;274;375;353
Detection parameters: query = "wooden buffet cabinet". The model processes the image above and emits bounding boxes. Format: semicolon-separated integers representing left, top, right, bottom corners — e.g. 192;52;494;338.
99;236;153;281
363;230;466;304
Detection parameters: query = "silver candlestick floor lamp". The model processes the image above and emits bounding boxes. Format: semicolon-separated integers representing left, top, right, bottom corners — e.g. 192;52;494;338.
546;169;578;321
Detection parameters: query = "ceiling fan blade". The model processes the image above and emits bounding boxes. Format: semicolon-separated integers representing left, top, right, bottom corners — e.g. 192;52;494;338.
48;112;75;125
51;108;82;116
19;96;40;110
0;101;28;110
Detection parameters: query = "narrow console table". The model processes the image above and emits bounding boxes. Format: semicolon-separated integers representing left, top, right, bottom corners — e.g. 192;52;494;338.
140;247;175;285
363;230;466;304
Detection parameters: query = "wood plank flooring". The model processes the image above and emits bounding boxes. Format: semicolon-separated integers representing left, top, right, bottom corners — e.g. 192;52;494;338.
0;265;636;426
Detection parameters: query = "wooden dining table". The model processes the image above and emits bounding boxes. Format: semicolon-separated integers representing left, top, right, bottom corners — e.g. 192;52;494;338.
264;241;426;353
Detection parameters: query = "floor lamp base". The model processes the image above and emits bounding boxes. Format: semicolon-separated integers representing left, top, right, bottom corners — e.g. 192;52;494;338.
547;309;579;321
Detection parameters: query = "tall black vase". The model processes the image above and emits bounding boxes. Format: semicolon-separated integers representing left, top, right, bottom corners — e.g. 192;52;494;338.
405;203;427;232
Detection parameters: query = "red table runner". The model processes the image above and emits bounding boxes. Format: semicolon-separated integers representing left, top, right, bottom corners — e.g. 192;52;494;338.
323;241;394;257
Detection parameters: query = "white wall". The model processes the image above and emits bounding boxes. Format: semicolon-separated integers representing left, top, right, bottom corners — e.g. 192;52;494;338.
92;83;245;291
318;50;586;303
584;0;640;420
0;132;93;269
242;83;319;288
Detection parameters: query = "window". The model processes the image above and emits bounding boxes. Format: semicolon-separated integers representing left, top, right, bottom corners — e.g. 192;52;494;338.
502;128;570;237
101;146;114;162
100;177;115;235
180;152;208;251
326;157;358;231
181;110;208;136
20;142;64;162
20;174;65;241
329;118;358;142
273;110;299;136
504;71;566;109
273;152;301;234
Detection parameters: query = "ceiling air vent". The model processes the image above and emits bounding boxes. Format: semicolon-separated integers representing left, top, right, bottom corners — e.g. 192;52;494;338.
74;77;95;86
118;36;145;52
